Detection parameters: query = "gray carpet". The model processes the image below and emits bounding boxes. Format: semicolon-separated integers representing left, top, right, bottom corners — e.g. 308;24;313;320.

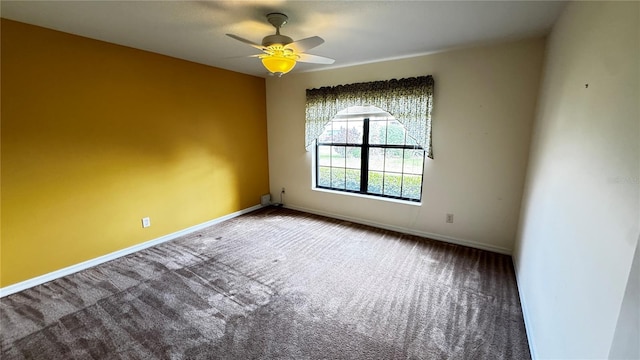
1;207;531;359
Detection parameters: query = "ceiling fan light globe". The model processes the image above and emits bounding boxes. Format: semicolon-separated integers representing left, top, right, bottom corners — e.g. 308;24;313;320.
261;56;296;75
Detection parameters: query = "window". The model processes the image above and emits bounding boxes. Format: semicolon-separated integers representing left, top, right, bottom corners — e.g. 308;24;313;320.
315;106;424;202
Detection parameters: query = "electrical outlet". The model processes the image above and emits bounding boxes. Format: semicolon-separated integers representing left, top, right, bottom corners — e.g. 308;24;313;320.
142;217;151;228
446;214;454;223
281;187;286;194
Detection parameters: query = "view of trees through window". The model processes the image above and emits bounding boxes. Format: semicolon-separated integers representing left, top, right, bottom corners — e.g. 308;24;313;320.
316;108;424;202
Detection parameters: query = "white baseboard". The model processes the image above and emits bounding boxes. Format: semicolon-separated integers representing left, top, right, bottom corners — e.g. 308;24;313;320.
0;204;263;298
284;204;513;255
512;256;538;360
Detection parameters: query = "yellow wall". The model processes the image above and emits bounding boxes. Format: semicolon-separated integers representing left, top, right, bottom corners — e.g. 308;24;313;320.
0;19;270;287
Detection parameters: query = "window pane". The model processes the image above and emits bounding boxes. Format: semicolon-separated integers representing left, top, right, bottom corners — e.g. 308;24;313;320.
331;168;346;189
345;147;361;169
403;149;424;174
369;148;384;171
387;120;406;145
318;145;332;166
331;146;346;167
347;119;363;144
368;171;383;194
402;174;422;200
383;173;402;197
385;148;403;173
369;120;386;145
346;169;360;191
332;120;347;143
318;166;331;187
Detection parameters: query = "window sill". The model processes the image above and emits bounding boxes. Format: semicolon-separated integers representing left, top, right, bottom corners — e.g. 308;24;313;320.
312;187;422;206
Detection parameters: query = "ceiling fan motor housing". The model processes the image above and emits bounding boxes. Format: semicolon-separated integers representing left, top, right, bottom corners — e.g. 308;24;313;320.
262;34;293;47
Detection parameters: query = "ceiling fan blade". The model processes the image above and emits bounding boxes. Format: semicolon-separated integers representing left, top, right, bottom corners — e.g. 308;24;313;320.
285;36;324;53
226;33;265;50
297;53;335;64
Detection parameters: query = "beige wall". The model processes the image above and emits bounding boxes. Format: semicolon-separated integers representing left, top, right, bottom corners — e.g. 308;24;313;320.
514;2;639;358
266;38;545;254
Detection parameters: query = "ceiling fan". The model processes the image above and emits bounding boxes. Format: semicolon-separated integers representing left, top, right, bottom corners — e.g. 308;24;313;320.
226;12;335;77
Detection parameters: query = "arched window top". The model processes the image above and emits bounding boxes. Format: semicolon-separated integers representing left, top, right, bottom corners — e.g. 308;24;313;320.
305;76;434;158
334;105;388;118
320;105;420;146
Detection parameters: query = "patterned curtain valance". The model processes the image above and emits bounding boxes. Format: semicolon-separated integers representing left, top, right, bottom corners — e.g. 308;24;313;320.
305;75;434;158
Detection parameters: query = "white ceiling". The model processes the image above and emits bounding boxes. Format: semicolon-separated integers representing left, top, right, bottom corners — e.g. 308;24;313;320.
1;1;566;78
